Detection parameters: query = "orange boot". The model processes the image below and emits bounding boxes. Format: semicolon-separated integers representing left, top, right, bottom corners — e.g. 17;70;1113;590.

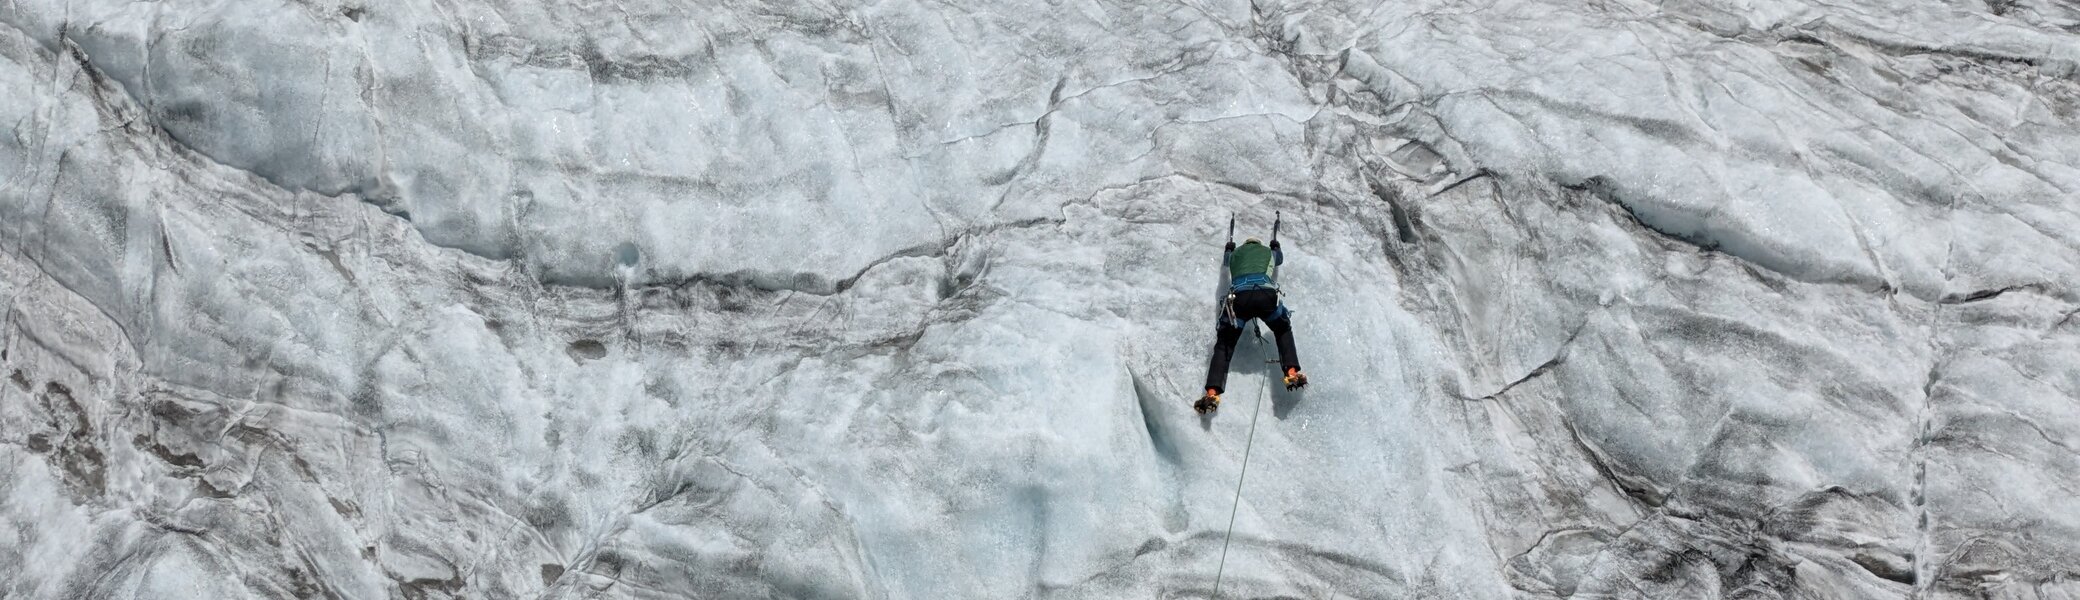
1194;388;1221;414
1283;367;1309;390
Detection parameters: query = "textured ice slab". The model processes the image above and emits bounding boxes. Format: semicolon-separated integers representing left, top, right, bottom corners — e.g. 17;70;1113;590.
3;0;2077;597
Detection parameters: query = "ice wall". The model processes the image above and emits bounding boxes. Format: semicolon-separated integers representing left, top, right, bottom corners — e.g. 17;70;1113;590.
3;0;2077;597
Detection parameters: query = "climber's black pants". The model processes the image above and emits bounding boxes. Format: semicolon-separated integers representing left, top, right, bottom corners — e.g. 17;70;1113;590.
1204;289;1300;394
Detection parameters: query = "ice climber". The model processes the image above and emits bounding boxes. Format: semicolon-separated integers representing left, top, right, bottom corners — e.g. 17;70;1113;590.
1197;236;1307;414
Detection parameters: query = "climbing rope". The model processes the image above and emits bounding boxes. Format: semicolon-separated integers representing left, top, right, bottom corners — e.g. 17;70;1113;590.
1213;209;1286;596
1211;363;1274;596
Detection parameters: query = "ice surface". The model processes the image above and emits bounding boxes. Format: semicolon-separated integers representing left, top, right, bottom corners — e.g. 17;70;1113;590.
2;0;2077;597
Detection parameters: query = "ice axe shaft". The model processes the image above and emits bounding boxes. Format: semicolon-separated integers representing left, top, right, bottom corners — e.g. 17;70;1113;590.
1268;211;1283;282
